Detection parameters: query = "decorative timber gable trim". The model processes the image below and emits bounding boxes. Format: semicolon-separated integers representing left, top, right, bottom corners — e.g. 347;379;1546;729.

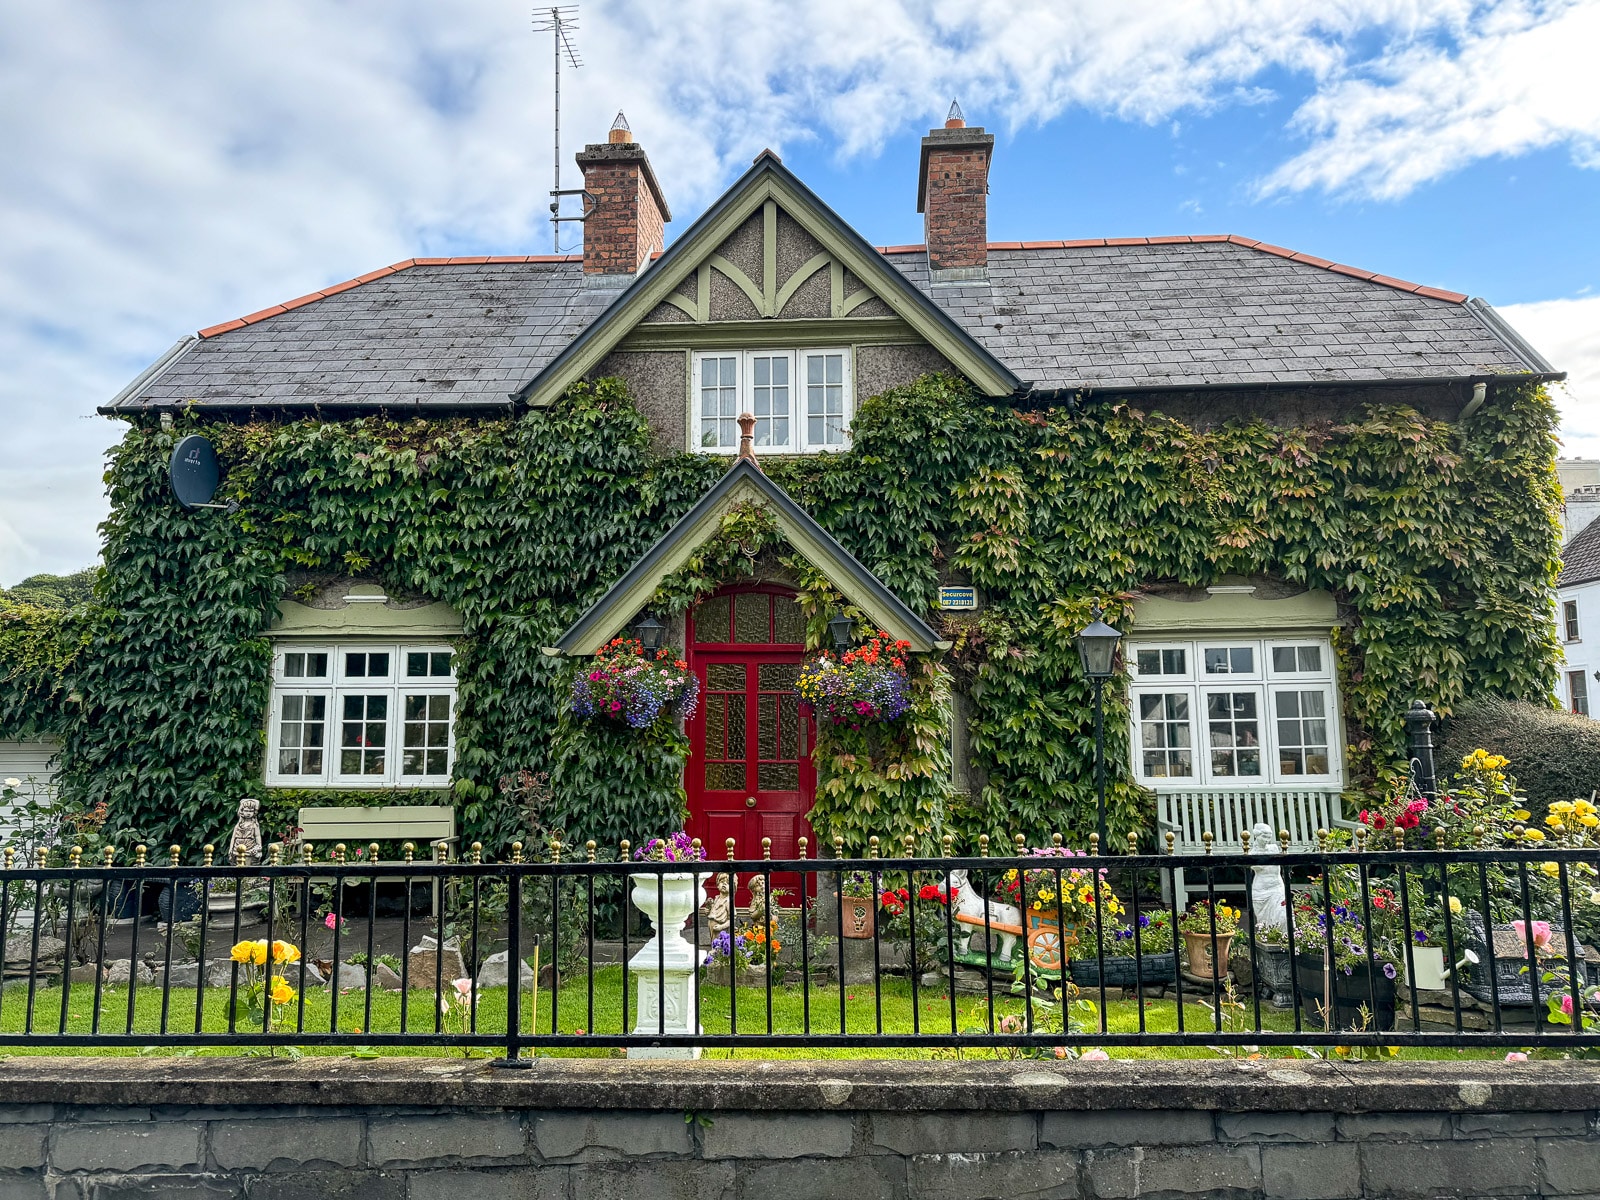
546;459;947;656
512;151;1022;408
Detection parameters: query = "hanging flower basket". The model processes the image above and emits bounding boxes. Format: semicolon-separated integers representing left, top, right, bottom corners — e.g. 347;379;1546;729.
570;638;699;731
796;631;912;728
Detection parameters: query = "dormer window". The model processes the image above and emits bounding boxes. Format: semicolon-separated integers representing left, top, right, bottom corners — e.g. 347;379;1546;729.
693;349;852;454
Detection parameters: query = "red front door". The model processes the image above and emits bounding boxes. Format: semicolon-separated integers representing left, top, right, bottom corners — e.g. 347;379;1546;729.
686;586;815;906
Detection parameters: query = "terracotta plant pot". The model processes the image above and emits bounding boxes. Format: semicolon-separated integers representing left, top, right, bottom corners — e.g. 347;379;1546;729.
840;896;875;939
1181;929;1233;980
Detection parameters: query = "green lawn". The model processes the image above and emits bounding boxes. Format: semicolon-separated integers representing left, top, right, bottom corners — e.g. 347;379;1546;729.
0;968;1508;1060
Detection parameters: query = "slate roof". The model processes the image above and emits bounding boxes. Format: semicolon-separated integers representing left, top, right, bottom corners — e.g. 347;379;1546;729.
105;237;1553;413
1560;519;1600;589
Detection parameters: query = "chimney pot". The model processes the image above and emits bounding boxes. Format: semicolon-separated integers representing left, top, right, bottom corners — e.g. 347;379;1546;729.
945;99;965;129
577;117;672;276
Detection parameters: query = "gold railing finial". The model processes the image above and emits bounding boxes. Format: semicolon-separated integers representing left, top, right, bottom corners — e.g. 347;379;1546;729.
404;843;415;865
268;843;281;867
869;835;880;859
1200;831;1212;856
471;842;483;865
548;839;561;864
1278;829;1291;853
203;844;216;867
586;840;597;863
762;837;772;860
1090;832;1101;854
102;846;114;867
1164;830;1176;855
978;834;989;857
69;846;82;868
1127;831;1139;854
1241;829;1252;853
511;842;524;864
235;843;249;867
134;844;147;867
833;835;845;859
300;842;313;865
169;845;182;868
795;837;805;861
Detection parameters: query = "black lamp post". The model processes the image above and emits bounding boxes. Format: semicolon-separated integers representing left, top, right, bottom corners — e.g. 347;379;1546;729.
1075;604;1122;852
634;613;666;654
828;612;855;654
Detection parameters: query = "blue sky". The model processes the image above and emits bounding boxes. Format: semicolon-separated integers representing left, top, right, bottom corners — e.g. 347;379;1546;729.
2;0;1597;584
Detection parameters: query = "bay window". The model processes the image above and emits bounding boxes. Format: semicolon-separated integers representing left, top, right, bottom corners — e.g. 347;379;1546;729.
267;643;456;787
694;349;852;454
1129;636;1340;787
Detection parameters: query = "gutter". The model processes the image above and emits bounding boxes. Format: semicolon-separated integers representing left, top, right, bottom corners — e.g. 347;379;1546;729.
99;335;197;414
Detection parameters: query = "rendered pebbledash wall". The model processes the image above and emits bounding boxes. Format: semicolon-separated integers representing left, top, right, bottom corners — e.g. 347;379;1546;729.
0;1058;1596;1198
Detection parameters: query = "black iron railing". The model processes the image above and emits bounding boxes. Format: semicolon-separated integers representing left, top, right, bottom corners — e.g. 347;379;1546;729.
0;837;1595;1057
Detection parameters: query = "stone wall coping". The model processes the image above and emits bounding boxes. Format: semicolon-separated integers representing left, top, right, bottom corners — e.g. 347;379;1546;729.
0;1057;1595;1114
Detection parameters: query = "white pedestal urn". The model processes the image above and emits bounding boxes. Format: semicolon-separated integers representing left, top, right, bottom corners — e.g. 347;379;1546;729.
626;870;708;1059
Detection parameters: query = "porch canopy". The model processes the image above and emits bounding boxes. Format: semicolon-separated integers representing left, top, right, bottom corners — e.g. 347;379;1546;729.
545;458;945;656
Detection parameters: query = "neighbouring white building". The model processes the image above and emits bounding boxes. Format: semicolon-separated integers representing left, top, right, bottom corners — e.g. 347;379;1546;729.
1558;491;1600;717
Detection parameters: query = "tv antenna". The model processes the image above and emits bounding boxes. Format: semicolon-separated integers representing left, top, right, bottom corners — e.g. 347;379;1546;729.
533;6;585;254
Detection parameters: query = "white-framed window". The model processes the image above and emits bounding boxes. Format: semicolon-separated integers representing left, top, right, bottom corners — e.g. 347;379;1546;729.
693;349;852;454
1129;636;1340;787
1564;600;1580;643
1569;670;1591;718
266;642;457;787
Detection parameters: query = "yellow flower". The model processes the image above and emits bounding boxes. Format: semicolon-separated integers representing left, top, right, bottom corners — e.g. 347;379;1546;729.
271;940;301;964
1449;896;1463;915
269;978;294;1006
1546;814;1567;827
230;941;258;964
1581;815;1599;828
1574;800;1596;817
1512;810;1532;822
1541;862;1562;878
1589;889;1600;905
1521;828;1546;842
1553;801;1575;814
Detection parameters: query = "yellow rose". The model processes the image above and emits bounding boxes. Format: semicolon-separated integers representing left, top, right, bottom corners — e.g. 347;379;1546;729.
250;941;268;965
269;978;294;1006
1512;810;1532;821
1590;889;1600;905
1546;814;1567;827
1573;800;1596;816
1541;862;1561;878
272;940;300;964
1449;896;1463;915
1522;829;1546;842
1581;815;1599;828
230;941;256;964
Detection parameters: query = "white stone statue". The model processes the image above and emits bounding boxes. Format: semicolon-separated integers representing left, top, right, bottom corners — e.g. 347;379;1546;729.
227;798;263;866
704;873;734;938
948;868;1023;965
1250;821;1288;937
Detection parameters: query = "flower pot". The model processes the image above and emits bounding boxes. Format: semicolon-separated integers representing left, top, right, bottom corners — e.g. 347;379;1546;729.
840;896;875;940
1181;930;1233;981
628;872;708;947
1252;943;1295;1006
1295;955;1397;1032
1408;944;1447;991
1068;952;1176;989
1025;911;1075;973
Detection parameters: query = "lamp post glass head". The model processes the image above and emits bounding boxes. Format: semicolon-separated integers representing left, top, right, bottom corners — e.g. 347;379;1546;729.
828;612;855;653
1076;604;1122;678
634;614;666;654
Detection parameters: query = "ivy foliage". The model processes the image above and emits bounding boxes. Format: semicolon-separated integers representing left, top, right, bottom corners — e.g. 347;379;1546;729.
0;371;1561;859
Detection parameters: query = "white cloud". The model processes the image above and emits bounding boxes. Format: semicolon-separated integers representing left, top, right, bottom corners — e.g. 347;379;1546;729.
1499;296;1600;458
0;0;1595;581
1260;0;1600;199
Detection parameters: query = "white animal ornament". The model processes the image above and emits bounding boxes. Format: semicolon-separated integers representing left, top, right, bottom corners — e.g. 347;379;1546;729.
1250;821;1288;936
948;868;1024;965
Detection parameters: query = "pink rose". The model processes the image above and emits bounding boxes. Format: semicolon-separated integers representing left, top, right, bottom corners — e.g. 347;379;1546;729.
1562;994;1575;1016
1512;920;1553;951
1505;1051;1528;1062
324;913;337;929
1080;1048;1111;1061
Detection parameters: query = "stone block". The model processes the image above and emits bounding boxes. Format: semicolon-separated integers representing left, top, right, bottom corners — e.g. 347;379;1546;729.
0;1109;54;1126
532;1111;693;1161
736;1155;906;1200
0;1177;51;1200
907;1149;1080;1199
1086;1144;1261;1199
870;1112;1035;1156
243;1172;404;1200
161;962;200;989
1453;1110;1588;1138
568;1159;737;1200
408;937;465;987
209;1116;363;1170
86;1178;241;1199
50;1121;202;1172
1260;1142;1361;1199
102;960;155;987
1539;1137;1600;1195
408;1167;567;1200
1216;1112;1336;1142
1040;1109;1214;1149
1357;1137;1537;1196
1333;1112;1452;1141
0;1125;45;1172
366;1113;525;1167
699;1112;854;1160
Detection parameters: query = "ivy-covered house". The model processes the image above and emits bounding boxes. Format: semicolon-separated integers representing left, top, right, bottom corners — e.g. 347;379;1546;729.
1;109;1565;858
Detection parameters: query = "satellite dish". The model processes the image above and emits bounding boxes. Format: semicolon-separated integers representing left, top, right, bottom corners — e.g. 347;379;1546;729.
168;435;230;512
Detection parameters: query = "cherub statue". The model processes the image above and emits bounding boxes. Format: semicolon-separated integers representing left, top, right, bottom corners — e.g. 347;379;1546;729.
705;872;734;938
227;797;263;866
1250;821;1287;936
744;873;768;922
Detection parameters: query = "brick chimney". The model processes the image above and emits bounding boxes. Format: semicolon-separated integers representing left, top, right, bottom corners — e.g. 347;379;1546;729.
575;112;672;276
917;101;993;277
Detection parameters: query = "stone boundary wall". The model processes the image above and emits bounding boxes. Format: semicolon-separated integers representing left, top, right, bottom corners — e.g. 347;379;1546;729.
0;1058;1595;1198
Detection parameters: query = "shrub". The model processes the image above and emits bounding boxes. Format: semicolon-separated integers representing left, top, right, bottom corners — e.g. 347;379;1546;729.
1437;696;1600;811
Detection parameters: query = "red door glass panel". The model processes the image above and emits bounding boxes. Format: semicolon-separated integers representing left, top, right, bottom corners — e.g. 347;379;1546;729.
686;587;814;907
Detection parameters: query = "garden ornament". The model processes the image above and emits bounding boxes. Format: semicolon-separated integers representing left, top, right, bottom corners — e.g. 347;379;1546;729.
1249;821;1287;935
226;798;263;867
705;873;734;938
744;873;768;921
948;868;1023;966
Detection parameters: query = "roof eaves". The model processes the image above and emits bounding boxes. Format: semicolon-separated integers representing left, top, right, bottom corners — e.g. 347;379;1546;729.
100;334;197;413
1465;298;1558;375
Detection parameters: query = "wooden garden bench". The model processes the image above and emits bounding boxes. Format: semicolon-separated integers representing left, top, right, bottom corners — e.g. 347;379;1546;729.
297;805;457;915
1155;788;1357;910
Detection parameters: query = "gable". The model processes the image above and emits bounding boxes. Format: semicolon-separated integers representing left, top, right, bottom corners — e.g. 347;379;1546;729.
513;154;1021;408
549;460;945;656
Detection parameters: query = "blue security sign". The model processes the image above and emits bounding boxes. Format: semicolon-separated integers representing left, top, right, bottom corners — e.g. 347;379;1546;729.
937;586;978;611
